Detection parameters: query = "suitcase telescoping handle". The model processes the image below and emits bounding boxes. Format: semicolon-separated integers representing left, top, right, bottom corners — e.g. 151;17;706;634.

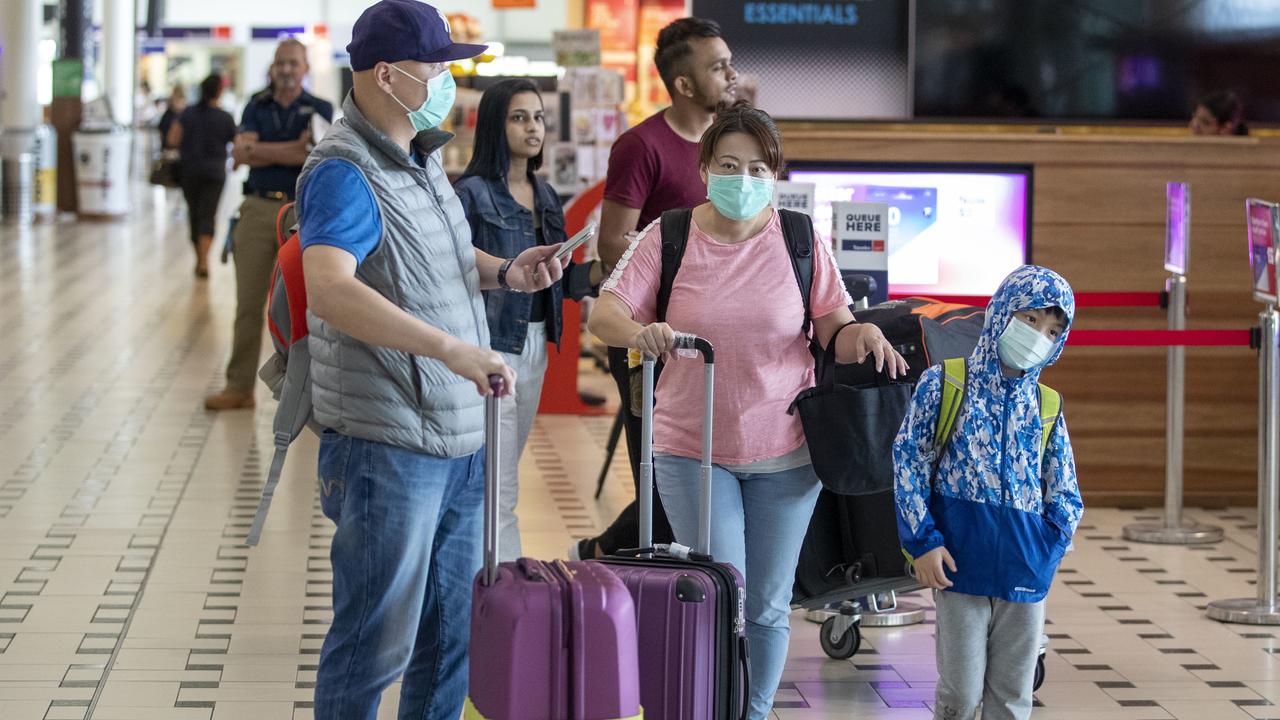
639;333;715;556
482;375;506;587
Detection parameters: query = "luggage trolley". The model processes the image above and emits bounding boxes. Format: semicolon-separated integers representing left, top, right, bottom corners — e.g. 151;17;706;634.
793;572;1050;691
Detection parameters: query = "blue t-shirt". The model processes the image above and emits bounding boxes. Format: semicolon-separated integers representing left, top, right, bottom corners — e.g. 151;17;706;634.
297;159;382;265
297;152;428;264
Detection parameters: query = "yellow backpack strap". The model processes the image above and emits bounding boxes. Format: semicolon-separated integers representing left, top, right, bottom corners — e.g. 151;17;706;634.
1037;383;1061;455
934;358;966;453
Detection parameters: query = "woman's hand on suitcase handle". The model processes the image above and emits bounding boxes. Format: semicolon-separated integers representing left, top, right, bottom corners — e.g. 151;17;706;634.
914;546;956;590
633;322;677;360
440;339;515;397
848;323;909;379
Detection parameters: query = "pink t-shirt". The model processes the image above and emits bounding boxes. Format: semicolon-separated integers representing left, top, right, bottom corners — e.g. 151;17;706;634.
603;210;852;465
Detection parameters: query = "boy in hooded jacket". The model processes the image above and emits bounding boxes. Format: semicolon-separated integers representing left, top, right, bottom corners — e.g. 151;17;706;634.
894;265;1084;720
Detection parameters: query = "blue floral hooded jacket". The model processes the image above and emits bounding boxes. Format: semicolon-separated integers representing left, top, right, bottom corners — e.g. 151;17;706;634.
893;265;1084;603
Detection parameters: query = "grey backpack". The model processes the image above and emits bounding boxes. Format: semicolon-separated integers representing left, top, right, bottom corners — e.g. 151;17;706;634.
245;203;322;546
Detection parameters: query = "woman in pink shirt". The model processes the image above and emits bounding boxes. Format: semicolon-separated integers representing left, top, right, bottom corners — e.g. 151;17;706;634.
589;102;907;719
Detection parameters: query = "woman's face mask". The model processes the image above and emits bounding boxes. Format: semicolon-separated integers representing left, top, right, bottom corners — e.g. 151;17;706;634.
388;64;455;132
706;173;775;221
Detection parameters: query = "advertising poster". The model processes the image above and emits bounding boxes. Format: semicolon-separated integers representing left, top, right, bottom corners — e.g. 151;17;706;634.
1165;182;1190;275
635;0;685;115
690;0;910;120
773;181;816;217
1247;198;1279;304
832;201;890;305
587;0;640;82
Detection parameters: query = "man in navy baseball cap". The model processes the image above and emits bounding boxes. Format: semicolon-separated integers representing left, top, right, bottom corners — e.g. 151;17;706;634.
347;0;488;70
297;2;566;719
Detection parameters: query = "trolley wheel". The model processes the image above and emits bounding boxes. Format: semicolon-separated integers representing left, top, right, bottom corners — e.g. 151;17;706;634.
819;617;861;660
1032;655;1046;691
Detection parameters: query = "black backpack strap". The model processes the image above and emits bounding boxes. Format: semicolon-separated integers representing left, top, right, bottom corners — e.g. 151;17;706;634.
656;208;694;323
779;209;823;369
778;209;815;336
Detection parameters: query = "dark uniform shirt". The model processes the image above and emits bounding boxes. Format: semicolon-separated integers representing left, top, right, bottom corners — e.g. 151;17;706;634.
239;87;334;198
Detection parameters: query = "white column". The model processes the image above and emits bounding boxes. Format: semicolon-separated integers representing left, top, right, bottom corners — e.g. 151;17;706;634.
101;0;136;126
1;0;43;130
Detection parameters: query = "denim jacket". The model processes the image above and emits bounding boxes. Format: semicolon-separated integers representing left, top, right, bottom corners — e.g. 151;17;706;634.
454;173;598;354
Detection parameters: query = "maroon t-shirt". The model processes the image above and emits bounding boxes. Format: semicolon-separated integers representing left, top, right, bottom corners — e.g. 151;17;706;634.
604;110;707;230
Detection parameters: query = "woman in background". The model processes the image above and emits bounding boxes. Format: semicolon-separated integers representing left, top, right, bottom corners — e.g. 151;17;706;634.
455;78;604;561
167;75;236;278
157;85;187;150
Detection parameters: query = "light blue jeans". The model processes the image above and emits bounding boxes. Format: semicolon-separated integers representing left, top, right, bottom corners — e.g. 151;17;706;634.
655;454;822;720
313;431;484;720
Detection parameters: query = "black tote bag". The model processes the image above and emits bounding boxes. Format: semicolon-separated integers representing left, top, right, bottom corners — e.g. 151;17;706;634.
789;320;914;495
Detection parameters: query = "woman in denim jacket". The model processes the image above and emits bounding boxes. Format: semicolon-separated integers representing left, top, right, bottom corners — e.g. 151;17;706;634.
456;79;604;561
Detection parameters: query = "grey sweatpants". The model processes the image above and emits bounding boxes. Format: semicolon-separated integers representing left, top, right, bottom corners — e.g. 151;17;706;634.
933;590;1045;720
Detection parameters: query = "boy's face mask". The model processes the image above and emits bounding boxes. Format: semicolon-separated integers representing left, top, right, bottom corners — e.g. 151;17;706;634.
997;316;1057;370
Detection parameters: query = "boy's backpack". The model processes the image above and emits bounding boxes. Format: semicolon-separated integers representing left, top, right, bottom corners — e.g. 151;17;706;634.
245;203;319;546
933;357;1062;472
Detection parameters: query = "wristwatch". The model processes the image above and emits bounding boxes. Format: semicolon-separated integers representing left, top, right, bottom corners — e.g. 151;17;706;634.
497;258;521;292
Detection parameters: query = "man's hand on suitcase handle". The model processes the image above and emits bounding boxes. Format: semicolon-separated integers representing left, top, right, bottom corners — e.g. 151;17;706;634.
440;339;515;397
913;546;956;590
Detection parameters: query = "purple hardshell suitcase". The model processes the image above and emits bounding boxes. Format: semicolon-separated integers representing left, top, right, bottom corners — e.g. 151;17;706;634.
467;377;643;720
600;337;750;720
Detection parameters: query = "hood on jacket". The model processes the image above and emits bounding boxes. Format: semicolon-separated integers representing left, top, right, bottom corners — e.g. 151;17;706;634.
974;265;1076;382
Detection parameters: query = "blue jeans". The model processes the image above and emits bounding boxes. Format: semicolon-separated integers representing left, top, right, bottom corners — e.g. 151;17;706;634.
313;432;484;720
654;454;821;720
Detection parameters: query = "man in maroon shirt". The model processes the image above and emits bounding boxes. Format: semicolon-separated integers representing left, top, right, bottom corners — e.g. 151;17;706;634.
574;17;738;560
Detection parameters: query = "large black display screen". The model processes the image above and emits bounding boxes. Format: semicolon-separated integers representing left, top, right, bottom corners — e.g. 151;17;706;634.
914;0;1280;122
691;0;911;120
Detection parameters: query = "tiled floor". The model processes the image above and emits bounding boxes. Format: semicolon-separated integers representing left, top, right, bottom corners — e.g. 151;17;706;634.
3;184;1280;719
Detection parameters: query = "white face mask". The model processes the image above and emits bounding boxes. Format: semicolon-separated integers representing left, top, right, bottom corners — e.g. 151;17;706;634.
996;317;1057;370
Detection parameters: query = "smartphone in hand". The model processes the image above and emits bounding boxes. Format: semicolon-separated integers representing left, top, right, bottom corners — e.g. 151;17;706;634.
553;223;597;262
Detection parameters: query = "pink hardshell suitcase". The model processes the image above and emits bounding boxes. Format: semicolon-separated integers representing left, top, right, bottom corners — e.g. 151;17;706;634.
600;336;750;720
466;377;643;720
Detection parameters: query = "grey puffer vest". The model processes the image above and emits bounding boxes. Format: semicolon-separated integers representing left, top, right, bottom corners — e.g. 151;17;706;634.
298;92;489;458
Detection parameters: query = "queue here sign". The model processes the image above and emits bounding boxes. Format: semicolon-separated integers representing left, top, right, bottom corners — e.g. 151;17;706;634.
833;201;889;305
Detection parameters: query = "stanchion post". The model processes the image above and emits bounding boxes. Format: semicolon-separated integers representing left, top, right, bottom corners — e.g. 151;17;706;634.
1207;305;1280;624
1124;274;1223;544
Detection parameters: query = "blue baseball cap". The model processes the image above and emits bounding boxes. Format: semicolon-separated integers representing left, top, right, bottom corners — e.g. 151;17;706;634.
347;0;488;72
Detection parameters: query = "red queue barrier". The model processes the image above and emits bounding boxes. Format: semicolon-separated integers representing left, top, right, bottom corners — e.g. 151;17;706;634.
889;291;1167;309
538;181;610;415
1069;329;1253;347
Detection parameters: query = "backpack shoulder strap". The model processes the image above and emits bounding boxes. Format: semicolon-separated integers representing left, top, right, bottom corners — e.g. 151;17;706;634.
656;209;693;323
275;202;297;247
247;326;316;547
778;209;815;336
935;358;967;454
1037;383;1062;454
